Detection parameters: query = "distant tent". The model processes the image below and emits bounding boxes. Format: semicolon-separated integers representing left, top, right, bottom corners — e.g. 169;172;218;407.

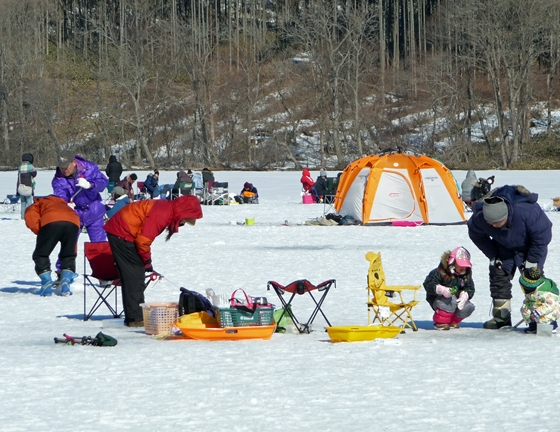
334;153;466;225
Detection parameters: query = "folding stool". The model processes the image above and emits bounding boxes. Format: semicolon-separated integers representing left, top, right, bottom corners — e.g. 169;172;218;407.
267;279;336;333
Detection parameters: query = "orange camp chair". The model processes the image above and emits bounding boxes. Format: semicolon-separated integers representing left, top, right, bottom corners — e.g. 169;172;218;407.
267;279;336;333
83;241;160;321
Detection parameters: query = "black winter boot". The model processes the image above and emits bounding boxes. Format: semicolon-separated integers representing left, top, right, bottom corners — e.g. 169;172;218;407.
524;321;537;334
483;299;512;329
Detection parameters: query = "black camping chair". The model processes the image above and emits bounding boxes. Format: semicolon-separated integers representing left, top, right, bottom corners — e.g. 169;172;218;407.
267;279;336;333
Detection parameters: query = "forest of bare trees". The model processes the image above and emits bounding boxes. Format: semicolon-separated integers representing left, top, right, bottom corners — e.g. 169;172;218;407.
1;0;560;170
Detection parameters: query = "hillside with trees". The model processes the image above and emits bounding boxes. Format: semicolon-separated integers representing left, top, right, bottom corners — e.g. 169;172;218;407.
1;0;560;170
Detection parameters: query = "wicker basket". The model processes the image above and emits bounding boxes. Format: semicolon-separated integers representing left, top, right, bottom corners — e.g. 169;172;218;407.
141;302;179;335
215;307;274;328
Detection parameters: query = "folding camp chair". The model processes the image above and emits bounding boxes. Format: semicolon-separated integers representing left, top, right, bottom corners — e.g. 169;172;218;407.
83;242;161;321
170;182;194;200
83;242;122;320
3;195;20;213
365;251;420;331
204;182;229;205
267;279;336;333
135;182;150;201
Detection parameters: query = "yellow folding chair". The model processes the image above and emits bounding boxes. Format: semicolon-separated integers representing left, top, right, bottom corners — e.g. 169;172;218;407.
365;251;420;331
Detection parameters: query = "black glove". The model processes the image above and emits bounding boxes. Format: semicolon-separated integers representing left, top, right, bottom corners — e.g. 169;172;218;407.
145;264;154;273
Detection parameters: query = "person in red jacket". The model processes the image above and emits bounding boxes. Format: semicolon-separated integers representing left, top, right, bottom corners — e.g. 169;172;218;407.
25;195;80;297
300;168;317;201
103;195;203;327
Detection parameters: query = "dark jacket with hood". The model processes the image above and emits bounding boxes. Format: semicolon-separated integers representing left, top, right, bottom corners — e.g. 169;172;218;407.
17;153;37;195
423;250;475;310
468;185;552;274
315;176;327;197
174;171;193;189
105;155;123;183
201;168;214;185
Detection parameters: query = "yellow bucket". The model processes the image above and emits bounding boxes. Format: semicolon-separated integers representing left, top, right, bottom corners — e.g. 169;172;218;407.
245;218;255;226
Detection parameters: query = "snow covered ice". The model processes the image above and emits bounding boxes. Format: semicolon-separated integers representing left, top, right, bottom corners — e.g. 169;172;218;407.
1;169;560;431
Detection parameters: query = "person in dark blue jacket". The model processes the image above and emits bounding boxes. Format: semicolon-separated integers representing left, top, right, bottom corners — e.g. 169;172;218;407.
468;185;553;329
144;170;160;198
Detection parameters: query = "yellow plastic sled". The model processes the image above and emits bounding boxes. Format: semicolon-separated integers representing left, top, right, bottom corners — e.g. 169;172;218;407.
326;325;401;342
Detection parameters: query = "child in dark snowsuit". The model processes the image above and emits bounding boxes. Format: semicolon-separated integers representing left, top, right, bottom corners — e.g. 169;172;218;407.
423;247;476;330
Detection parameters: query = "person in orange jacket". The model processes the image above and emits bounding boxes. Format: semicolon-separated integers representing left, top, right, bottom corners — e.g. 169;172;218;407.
103;195;203;327
25;195;80;297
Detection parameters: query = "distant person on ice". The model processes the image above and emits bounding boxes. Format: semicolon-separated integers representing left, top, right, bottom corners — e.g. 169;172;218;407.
468;185;552;330
240;182;258;203
315;169;328;203
25;196;80;297
16;153;37;219
423;246;476;330
105;154;123;184
105;186;129;219
300;168;317;201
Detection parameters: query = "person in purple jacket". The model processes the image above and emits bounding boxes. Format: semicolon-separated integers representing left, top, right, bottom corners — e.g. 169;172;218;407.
52;150;109;243
468;185;553;330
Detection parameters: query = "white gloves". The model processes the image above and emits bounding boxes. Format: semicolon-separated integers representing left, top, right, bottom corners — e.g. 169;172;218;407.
435;284;451;298
457;291;469;310
76;177;91;189
68;202;76;210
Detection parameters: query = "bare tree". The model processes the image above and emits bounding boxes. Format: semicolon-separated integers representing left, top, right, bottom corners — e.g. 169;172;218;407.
453;0;555;167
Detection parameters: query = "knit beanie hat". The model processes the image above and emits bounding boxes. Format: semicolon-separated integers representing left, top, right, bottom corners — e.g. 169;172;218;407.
320;169;327;177
519;267;543;290
113;186;125;197
244;182;251;189
482;197;508;223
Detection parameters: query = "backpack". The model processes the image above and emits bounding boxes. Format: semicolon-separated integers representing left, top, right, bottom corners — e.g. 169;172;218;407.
178;288;215;317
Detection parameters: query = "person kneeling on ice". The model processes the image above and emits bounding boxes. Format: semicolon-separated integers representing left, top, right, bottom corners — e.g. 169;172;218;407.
423;247;476;330
25;195;80;297
103;195;203;327
519;267;560;334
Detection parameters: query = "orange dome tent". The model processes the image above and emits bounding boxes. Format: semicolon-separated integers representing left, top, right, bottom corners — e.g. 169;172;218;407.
333;152;466;225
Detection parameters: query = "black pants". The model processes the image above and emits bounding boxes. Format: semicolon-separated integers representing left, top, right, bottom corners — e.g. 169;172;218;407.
33;222;79;275
489;264;515;300
107;233;146;324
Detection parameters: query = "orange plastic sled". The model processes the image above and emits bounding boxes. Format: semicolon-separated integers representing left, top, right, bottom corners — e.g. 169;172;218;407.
174;312;276;340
